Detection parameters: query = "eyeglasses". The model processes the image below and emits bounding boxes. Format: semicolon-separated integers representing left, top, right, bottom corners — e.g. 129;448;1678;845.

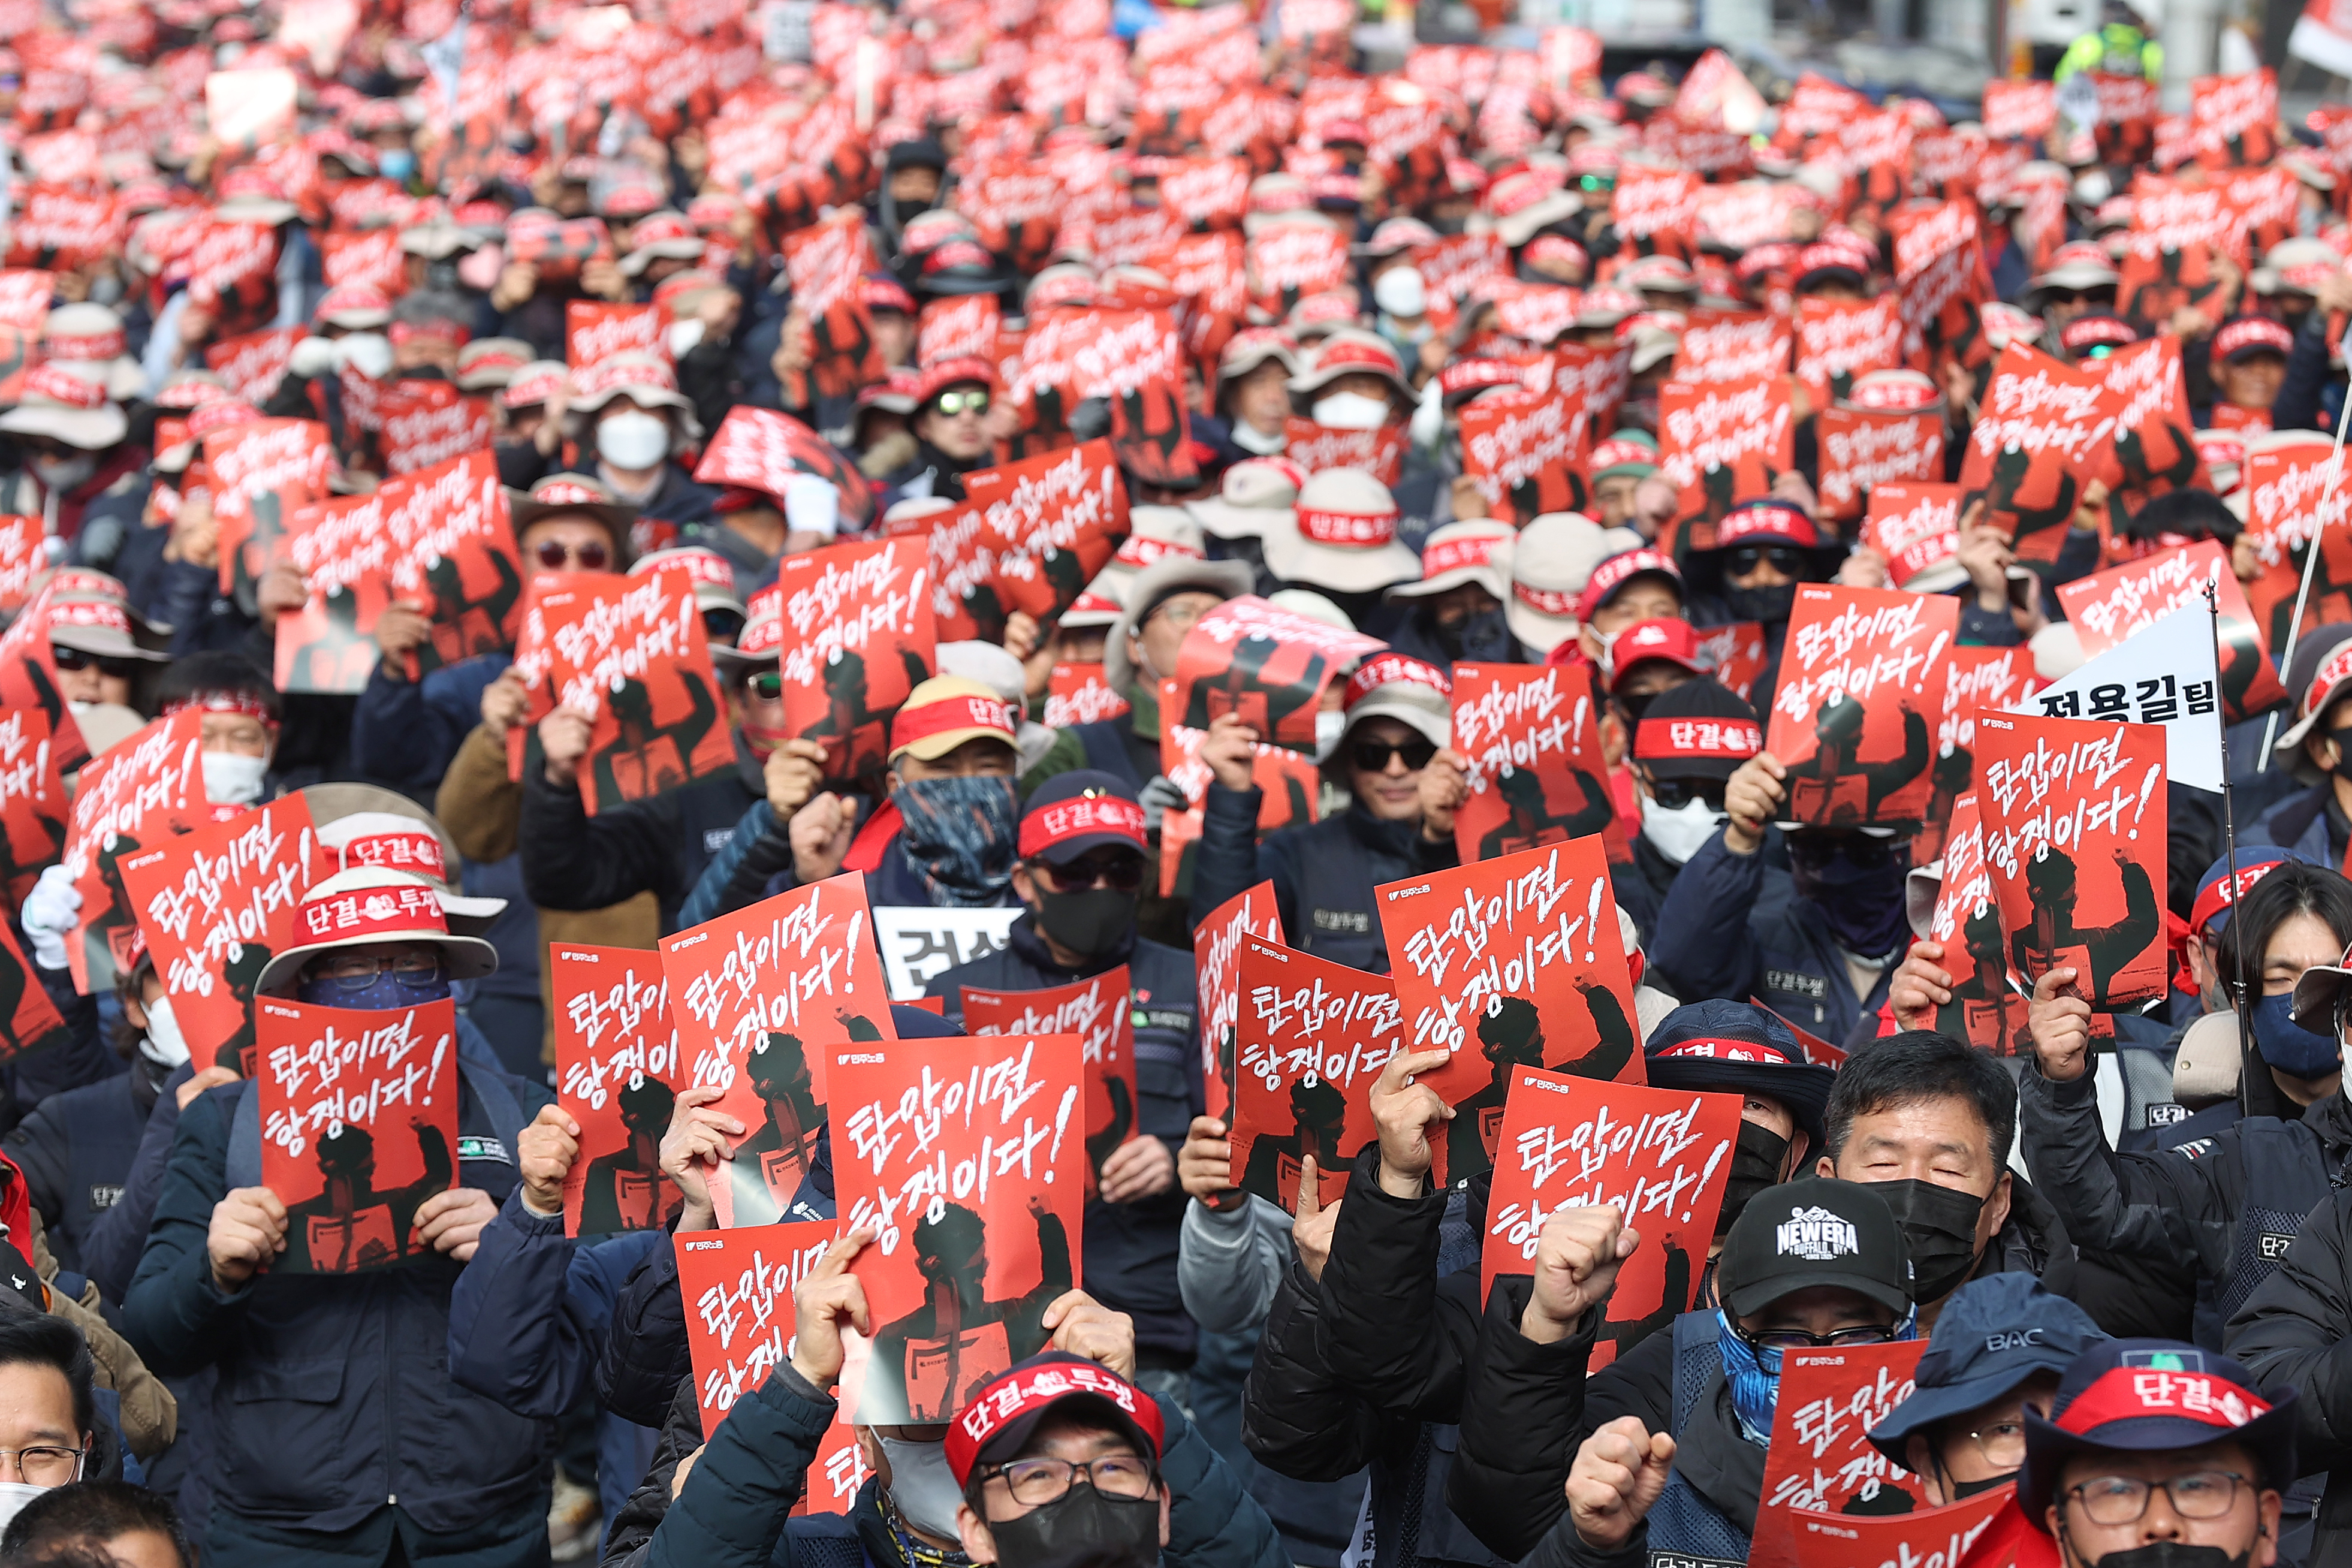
1142;598;1211;632
984;1455;1157;1506
1647;777;1728;812
1787;832;1902;870
1349;737;1438;773
0;1446;85;1487
1961;1419;2028;1470
932;389;991;418
1724;545;1805;577
307;952;448;990
704;610;746;641
50;646;140;677
745;671;785;700
2065;1471;2248;1527
1035;853;1147;894
2046;288;2113;307
1738;1322;1898;1353
533;539;611;571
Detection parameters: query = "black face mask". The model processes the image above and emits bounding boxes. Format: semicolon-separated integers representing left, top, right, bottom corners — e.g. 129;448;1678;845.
1949;1470;2012;1499
494;440;543;490
1035;887;1136;963
984;1482;1162;1568
1725;581;1799;626
1873;1178;1986;1305
1717;1121;1790;1235
2088;1545;2250;1568
2329;723;2352;782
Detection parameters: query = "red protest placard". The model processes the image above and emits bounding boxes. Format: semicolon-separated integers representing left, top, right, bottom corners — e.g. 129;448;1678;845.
1165;596;1388;756
2190;70;2277;167
1919;648;2042;866
1956;343;2115;566
0;515;38;616
0;917;69;1065
659;876;894;1228
1044;663;1130;728
1458;391;1591;524
376;380;493;477
566;301;664;370
2085;336;2209;509
553;943;685;1237
1658;376;1794;551
1280;419;1407;487
1451;663;1623;865
1611;165;1700;258
204;326;302;407
0;700;71;910
918;295;1003;370
62;712;208;997
1973;712;2167;1009
318;228;407;297
1378;837;1644;1181
1480;1068;1740;1368
1982;79;2057;142
1789;1485;2013;1568
1231;938;1400;1209
1247;221;1351;316
1550;342;1632;436
206;418;334;601
1795;295;1904;411
1156;696;1323;898
2245;436;2352;653
1693;622;1770;707
833;1034;1087;1425
253;994;460;1274
510;566;735;815
1410;233;1508;303
692;406;878;533
963;968;1139;1183
677;1220;840;1436
1817;408;1944;525
119;798;328;1074
961;439;1129;619
0;270;53;406
2055;539;2285;723
1750;1342;1933;1568
1670;309;1794;385
782;211;884;404
1766;585;1955;828
1861;484;1962;592
4;186;123;270
1925;792;2030;1054
769;538;936;782
1196;881;1285;1123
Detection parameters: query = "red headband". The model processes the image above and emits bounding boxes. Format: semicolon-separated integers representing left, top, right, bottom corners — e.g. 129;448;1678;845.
946;1359;1163;1486
294;880;449;944
1344;652;1451;706
1113;535;1203;570
1716;503;1820;550
46;328;128;361
1018;794;1147;859
2057;1366;2272;1438
162;690;280;725
892;693;1017;753
2190;859;2283;935
1513;581;1579;617
1655;1036;1799;1065
1298;506;1400;548
1634;716;1762;760
340;831;449;881
1419;531;1503;580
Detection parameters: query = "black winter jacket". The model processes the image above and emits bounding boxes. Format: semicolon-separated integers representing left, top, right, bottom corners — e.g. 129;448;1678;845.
518;738;765;933
2225;1184;2352;1563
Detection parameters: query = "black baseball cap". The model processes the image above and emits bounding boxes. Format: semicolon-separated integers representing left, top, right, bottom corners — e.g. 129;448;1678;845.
1644;1000;1834;1153
1631;677;1763;784
1719;1177;1912;1319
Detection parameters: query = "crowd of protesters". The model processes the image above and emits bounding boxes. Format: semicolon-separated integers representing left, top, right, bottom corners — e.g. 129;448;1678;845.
5;0;2352;1566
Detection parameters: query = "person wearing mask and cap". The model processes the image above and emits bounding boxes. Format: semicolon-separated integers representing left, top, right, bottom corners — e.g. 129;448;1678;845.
1379;519;1524;667
924;774;1204;1405
2251;630;2352;869
566;352;720;529
1286;330;1415;436
1572;548;1684;674
119;865;552;1568
2012;1340;2295;1568
1682;499;1845;716
873;139;949;262
0;364;142;560
1187;655;1463;975
879;359;1000;505
1468;1180;1914;1568
38;586;170;713
2024;242;2124;336
1614;673;1784;941
1866;1274;2108;1508
2203;318;2295;429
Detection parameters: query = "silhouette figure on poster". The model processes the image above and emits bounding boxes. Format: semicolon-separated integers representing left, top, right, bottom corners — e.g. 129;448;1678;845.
424;547;524;670
1986;445;2077;560
2010;845;2160;1002
725;1032;825;1228
282;584;376;692
213;943;273;1073
864;1197;1073;1424
594;672;719;806
802;650;886;773
1937;901;2030;1056
281;1119;454;1273
1181;634;1327;743
1781;693;1928;826
1597;1237;1693;1361
1083;1074;1135;1178
1450;996;1546;1177
1557;976;1638;1082
1476;764;1615;862
579;1074;677;1234
1241;1075;1370;1209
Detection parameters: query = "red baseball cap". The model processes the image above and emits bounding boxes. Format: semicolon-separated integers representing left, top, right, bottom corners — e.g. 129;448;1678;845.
946;1352;1166;1489
1605;617;1703;692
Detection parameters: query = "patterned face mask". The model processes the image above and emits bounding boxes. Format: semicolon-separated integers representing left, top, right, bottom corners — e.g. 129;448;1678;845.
893;774;1020;907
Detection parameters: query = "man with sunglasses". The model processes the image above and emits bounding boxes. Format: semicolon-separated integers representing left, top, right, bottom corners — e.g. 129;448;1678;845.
925;773;1207;1406
880;359;1000;506
2024;243;2124;334
1684;500;1840;716
1510;1180;1914;1568
1612;674;1774;943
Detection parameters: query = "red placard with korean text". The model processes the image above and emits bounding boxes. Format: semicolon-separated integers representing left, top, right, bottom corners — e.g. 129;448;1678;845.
1451;663;1624;866
205;418;334;604
1795;295;1904;410
254;994;462;1274
1156;701;1324;898
64;712;208;997
1480;1067;1741;1370
2245;436;2352;653
205;327;302;407
1195;881;1284;1123
962;968;1139;1182
1693;622;1770;707
1166;596;1388;756
1671;310;1793;385
1926;793;2030;1055
1973;713;2167;1009
770;538;937;782
659;876;894;1228
0;918;68;1065
1458;391;1591;524
1861;484;1962;592
1247;221;1350;316
1657;376;1794;553
957;439;1129;629
1816;409;1944;524
1789;1485;2013;1568
1958;343;2116;566
1231;938;1401;1209
566;301;664;370
2086;336;2209;514
119;798;328;1074
0;515;40;615
553;944;685;1237
677;1220;841;1436
1281;419;1408;487
2055;540;2285;723
1917;649;2042;867
1044;664;1130;729
692;405;879;536
1766;586;1955;828
1750;1341;1934;1568
1377;836;1644;1182
833;1034;1087;1425
0;699;71;911
376;381;494;477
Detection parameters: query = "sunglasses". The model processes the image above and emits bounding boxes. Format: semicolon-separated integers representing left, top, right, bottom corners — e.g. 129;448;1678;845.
1647;777;1727;812
533;539;611;570
746;671;784;700
2046;288;2113;307
51;646;140;677
1035;853;1146;893
932;390;991;418
1787;832;1903;870
704;609;746;641
1724;545;1805;577
1349;737;1438;772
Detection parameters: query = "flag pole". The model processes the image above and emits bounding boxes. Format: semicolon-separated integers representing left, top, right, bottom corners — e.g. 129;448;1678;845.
2260;346;2352;771
2208;580;2255;1115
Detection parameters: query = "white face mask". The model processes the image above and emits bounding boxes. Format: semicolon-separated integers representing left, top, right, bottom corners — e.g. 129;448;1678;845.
32;454;97;493
337;332;393;380
598;410;671;469
876;1434;965;1542
201;750;270;806
1374;266;1428;319
667;319;706;358
1314;708;1347;763
1232;420;1287;455
1639;790;1726;866
66;699;93;716
1311;391;1392;430
0;1482;50;1536
141;994;191;1069
1591;625;1624;677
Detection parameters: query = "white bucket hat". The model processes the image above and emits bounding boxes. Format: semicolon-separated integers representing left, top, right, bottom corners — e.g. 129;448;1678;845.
40;304;146;402
1506;512;1622;653
1189;456;1308;541
0;363;127;449
306;797;506;930
254;866;500;996
1261;468;1422;595
1386;520;1514;602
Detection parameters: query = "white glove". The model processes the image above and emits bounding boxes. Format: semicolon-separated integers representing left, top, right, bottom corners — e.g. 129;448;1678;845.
1138;774;1190;836
19;864;81;971
287;336;339;379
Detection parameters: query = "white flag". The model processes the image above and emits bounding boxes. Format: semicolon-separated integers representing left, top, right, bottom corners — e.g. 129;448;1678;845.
2010;604;2223;792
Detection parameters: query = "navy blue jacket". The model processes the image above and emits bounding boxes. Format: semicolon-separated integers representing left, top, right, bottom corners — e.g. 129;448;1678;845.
349;652;510;798
447;1190;664;1420
518;742;766;934
2250;782;2342;868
